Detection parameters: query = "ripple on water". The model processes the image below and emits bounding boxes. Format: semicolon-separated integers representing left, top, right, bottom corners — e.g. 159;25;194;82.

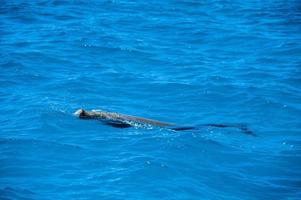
1;0;301;199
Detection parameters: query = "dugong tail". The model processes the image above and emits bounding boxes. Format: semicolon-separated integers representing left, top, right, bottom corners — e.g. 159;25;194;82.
171;123;255;136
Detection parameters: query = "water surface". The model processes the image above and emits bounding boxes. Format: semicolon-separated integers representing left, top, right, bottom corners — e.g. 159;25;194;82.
1;0;301;199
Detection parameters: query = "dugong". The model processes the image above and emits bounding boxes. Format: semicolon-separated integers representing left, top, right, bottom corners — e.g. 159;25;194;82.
74;109;173;128
74;109;255;135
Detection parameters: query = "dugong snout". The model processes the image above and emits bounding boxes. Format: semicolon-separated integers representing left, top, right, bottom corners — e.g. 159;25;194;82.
74;109;87;118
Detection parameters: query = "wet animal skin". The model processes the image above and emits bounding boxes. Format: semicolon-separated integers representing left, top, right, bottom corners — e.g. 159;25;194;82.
74;109;255;135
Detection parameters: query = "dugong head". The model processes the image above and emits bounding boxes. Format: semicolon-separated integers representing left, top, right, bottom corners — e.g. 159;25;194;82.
74;109;89;119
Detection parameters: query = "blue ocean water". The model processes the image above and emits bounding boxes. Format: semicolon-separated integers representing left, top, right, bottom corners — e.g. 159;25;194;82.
1;0;301;199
